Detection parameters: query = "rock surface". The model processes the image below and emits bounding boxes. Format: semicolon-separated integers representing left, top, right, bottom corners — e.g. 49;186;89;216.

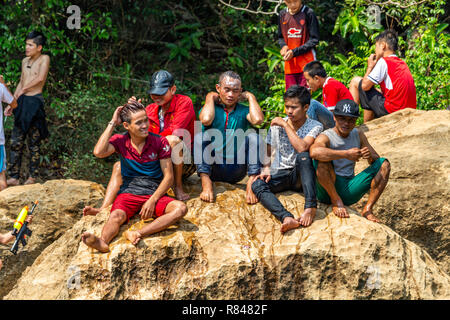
0;179;105;298
354;109;450;274
5;180;449;300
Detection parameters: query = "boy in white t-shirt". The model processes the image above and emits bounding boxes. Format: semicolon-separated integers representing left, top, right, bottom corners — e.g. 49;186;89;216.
0;75;18;190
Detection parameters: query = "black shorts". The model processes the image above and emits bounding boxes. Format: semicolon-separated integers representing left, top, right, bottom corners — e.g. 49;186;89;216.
358;80;389;118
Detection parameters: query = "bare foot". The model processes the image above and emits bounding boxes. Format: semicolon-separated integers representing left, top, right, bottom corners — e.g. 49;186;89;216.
200;188;214;202
298;207;316;227
23;177;36;185
332;199;349;218
200;174;215;202
280;216;301;233
7;178;19;186
83;206;101;216
81;232;109;253
245;176;259;204
174;186;190;201
362;209;380;223
124;230;142;245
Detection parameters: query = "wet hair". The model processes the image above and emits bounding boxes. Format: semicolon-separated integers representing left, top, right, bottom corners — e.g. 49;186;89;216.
283;85;311;107
304;60;327;78
120;100;146;123
218;71;241;86
26;31;46;47
375;29;398;52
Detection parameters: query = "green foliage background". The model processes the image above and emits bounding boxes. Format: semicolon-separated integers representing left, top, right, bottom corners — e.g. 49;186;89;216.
0;0;448;184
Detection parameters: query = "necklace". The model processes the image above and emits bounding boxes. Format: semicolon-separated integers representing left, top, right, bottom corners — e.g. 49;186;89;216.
26;55;42;69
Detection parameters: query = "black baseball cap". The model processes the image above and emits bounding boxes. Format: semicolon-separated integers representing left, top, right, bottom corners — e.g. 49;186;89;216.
333;99;360;118
148;70;175;95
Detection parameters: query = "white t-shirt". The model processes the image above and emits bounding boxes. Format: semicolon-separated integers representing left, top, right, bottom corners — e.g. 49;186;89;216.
0;83;14;145
266;117;323;170
367;55;397;90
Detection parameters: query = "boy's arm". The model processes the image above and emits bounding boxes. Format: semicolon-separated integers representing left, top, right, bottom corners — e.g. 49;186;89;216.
0;76;18;109
292;7;320;57
310;134;362;162
0;232;14;245
358;129;379;164
199;92;218;126
244;91;264;126
20;55;50;94
139;157;174;220
278;11;289;55
13;59;26;99
93;106;122;158
272;118;313;153
361;54;383;91
159;97;195;137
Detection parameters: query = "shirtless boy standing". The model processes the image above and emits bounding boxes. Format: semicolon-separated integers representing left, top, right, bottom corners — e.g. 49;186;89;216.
6;31;50;186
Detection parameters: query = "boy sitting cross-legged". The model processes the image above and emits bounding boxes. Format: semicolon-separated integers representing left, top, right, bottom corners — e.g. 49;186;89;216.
81;101;187;253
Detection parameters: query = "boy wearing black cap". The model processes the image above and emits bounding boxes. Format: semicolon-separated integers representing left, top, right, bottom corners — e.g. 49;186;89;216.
310;99;390;222
83;70;195;216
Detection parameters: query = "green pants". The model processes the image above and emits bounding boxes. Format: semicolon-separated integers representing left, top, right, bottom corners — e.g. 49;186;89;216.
314;157;387;206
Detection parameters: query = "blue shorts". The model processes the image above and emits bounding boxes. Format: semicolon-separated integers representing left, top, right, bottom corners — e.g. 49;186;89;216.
0;145;6;172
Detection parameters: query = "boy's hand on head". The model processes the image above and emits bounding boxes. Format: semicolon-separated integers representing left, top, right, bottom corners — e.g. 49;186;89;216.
128;96;142;104
111;106;124;126
239;91;252;102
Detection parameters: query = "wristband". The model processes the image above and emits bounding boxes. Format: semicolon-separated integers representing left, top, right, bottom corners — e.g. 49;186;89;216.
108;121;116;127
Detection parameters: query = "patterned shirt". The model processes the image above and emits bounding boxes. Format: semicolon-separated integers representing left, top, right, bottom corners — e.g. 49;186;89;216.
266;117;322;170
109;132;171;195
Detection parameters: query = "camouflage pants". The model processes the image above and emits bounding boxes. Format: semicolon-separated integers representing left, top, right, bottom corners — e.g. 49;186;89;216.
8;125;41;179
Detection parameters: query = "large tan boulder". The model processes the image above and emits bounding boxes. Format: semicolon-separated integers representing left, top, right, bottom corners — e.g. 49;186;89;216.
5;181;449;300
354;109;450;274
0;179;105;298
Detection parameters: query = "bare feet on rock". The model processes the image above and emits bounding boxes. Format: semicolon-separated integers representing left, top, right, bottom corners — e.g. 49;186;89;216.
332;199;349;218
124;230;142;245
81;232;109;253
200;188;214;202
7;178;19;186
298;207;316;227
280;216;301;233
200;174;215;203
24;177;36;185
362;206;380;223
174;186;190;201
83;206;101;216
245;176;259;204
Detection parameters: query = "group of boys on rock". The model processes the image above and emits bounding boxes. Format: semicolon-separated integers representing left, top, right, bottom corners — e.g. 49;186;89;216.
0;0;417;259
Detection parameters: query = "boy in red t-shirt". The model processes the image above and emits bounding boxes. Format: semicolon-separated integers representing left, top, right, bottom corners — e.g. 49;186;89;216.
81;101;187;253
349;30;417;123
278;0;319;90
83;71;195;217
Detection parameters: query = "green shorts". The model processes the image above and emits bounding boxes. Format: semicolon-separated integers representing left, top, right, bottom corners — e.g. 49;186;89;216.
314;157;387;206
